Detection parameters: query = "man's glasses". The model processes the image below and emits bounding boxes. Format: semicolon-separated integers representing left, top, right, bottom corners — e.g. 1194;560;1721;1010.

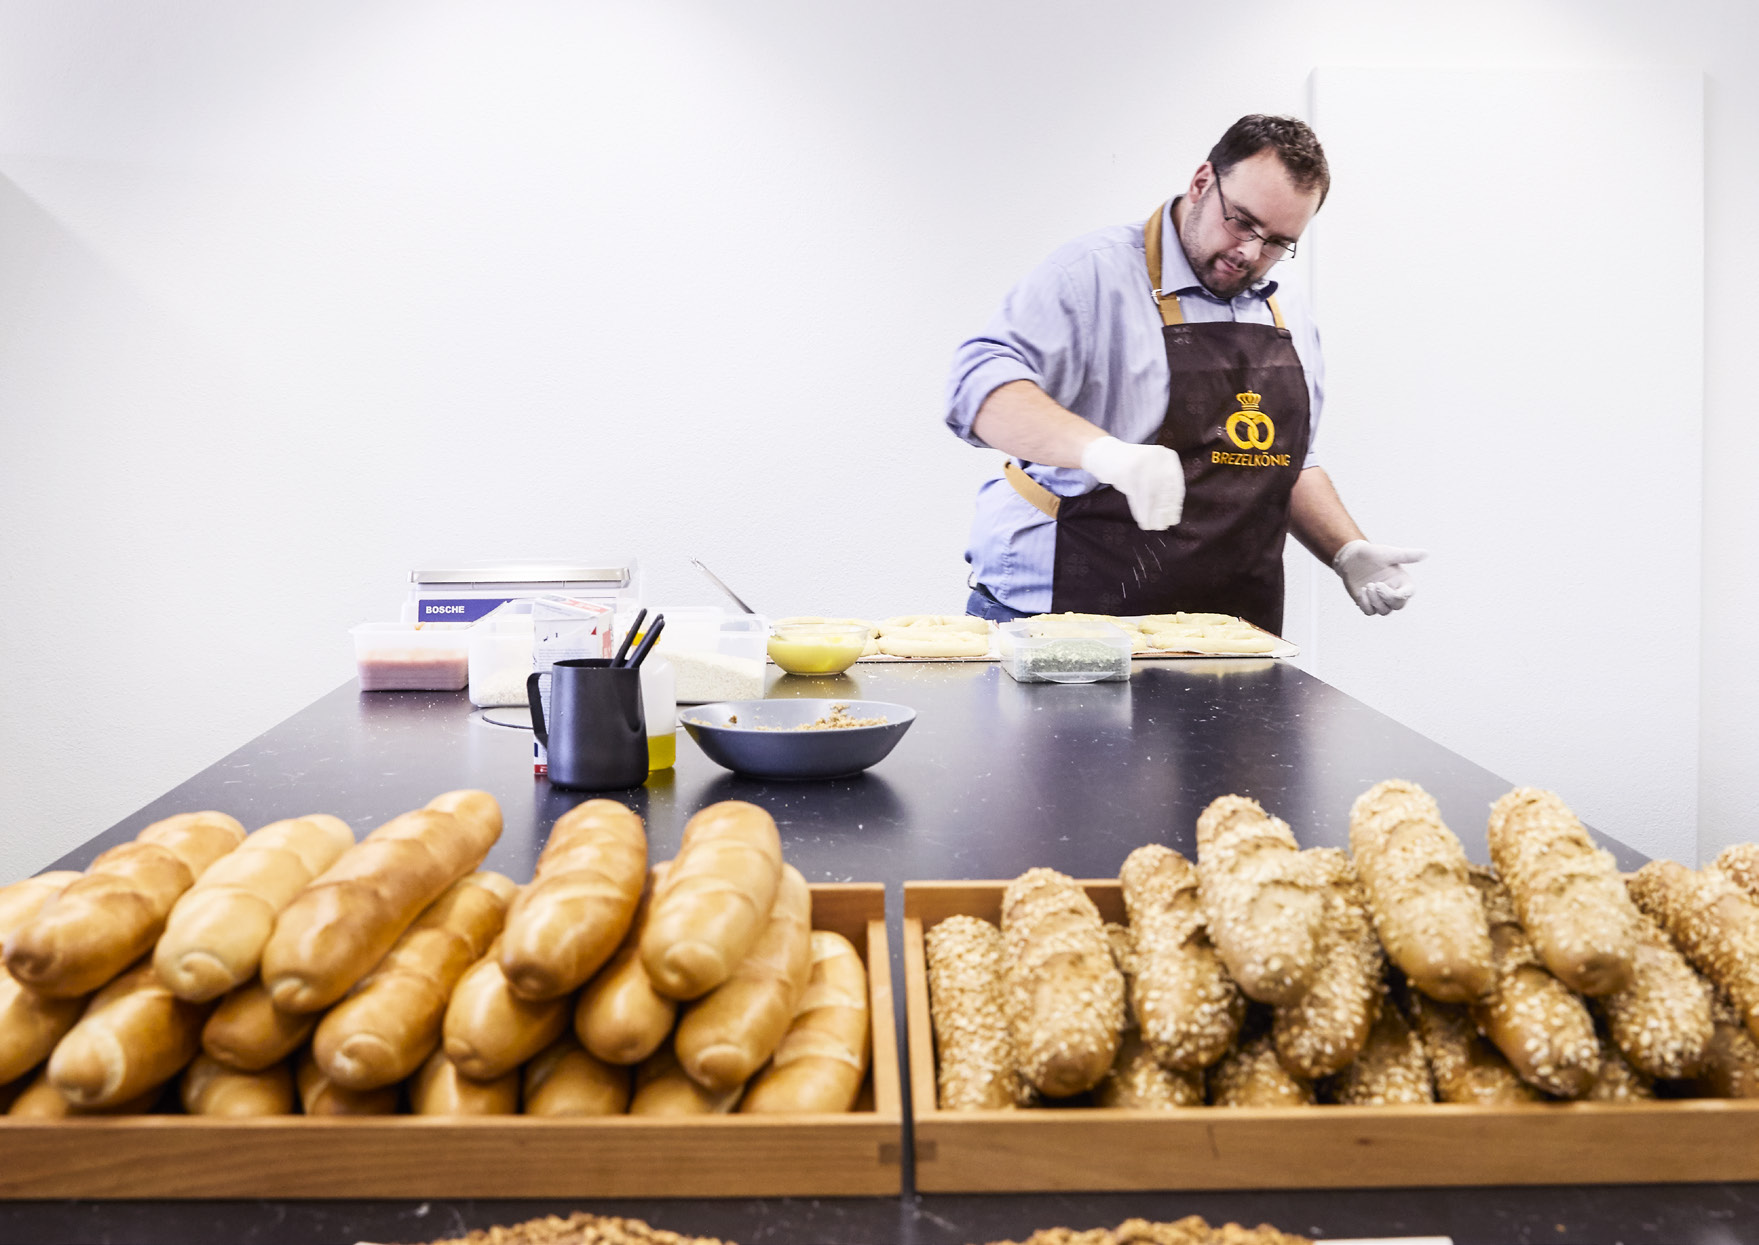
1212;177;1298;261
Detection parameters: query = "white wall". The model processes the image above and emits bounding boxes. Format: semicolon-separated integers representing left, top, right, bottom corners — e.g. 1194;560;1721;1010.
2;1;1754;879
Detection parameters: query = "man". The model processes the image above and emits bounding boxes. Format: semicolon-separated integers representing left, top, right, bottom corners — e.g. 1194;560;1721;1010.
945;115;1425;632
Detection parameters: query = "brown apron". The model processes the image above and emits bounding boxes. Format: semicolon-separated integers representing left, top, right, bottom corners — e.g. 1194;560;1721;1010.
1004;200;1310;633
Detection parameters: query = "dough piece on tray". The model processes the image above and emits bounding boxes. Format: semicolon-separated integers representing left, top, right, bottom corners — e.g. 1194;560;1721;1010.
876;615;991;658
1140;619;1278;655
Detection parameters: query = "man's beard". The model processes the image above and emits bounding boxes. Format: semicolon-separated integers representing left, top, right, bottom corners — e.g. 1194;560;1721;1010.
1194;252;1256;300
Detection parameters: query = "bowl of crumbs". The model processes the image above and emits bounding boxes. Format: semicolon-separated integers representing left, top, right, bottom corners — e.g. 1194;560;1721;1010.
679;699;915;780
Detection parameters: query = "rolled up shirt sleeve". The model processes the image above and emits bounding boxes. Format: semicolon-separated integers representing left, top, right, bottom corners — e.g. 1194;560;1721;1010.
944;254;1091;448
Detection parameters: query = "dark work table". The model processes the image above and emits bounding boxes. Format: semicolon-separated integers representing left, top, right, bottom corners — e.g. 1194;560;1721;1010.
11;660;1745;1245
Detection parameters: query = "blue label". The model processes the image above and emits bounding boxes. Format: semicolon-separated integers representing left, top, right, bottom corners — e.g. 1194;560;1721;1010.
419;597;511;623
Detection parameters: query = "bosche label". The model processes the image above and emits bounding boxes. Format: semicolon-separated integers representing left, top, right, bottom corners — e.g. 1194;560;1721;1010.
418;597;514;623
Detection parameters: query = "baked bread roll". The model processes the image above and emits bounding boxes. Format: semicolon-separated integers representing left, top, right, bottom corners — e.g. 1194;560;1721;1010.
1587;1042;1655;1102
260;791;502;1013
924;914;1026;1110
1487;788;1638;996
1684;997;1759;1099
522;1033;631;1116
1207;1032;1314;1106
314;871;516;1089
675;864;812;1093
1715;843;1759;901
7;1068;159;1116
640;801;782;1001
1347;780;1494;1004
410;1047;519;1115
1001;867;1125;1098
47;960;211;1108
1402;989;1540;1104
501;800;647;1002
1628;859;1759;1043
441;936;571;1081
1096;1028;1203;1108
1598;909;1713;1079
1326;995;1434;1105
296;1049;400;1115
628;1043;741;1115
179;1052;294;1116
0;968;87;1085
201;979;318;1071
1270;850;1383;1079
740;929;870;1114
5;812;245;997
154;815;355;1002
575;865;677;1065
1117;845;1243;1071
1468;869;1599;1098
0;871;81;939
1195;796;1325;1006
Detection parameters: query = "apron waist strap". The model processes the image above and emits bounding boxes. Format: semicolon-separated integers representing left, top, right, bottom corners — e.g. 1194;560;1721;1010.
1003;459;1061;519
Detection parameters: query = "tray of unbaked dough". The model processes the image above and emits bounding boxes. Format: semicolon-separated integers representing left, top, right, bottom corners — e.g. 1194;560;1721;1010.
1116;613;1298;660
773;614;1294;664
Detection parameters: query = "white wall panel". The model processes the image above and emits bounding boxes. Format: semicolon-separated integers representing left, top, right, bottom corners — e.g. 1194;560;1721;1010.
1304;67;1702;861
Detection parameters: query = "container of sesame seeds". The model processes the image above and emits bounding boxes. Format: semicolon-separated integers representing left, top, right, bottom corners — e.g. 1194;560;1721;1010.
901;879;1759;1194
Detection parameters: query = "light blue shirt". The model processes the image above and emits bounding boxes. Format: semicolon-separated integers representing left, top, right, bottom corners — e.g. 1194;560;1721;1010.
945;198;1325;613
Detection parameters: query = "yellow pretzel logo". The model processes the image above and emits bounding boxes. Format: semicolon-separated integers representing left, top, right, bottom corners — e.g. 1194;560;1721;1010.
1225;409;1275;452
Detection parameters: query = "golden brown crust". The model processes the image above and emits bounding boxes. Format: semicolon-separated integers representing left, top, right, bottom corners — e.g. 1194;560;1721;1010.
261;794;501;1013
1468;869;1599;1098
179;1052;294;1116
0;964;86;1084
0;872;81;942
46;960;211;1108
925;915;1026;1110
500;801;647;1002
1715;843;1759;902
1347;780;1493;1003
1195;796;1325;1006
640;802;782;1001
1002;868;1125;1099
1629;860;1759;1045
675;865;813;1093
1684;1005;1759;1099
1327;995;1434;1105
739;929;870;1114
7;1068;160;1117
5;813;245;998
1096;1029;1204;1108
441;936;572;1081
410;1046;519;1115
1403;989;1540;1104
1486;788;1638;996
296;1048;400;1115
575;866;677;1065
628;1043;741;1115
313;871;516;1090
201;979;317;1071
1270;849;1383;1079
1599;908;1714;1078
1207;1032;1313;1107
154;815;354;1003
1117;845;1242;1071
522;1033;631;1116
1586;1042;1655;1102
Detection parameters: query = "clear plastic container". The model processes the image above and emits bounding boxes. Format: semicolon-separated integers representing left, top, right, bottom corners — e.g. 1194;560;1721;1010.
468;603;535;708
718;615;769;663
350;623;472;691
640;655;677;771
999;619;1134;684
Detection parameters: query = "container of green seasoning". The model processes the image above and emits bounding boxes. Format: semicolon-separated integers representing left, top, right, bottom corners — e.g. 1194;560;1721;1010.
998;618;1134;684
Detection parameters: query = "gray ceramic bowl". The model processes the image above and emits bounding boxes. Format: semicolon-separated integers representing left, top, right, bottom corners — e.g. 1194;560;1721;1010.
679;699;915;781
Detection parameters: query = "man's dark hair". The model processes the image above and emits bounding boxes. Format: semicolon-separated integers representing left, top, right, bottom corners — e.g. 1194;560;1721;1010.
1208;115;1330;206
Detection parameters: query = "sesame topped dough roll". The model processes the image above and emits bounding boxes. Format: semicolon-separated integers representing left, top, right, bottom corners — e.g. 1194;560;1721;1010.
1685;995;1759;1100
1716;844;1759;902
1486;788;1638;996
1195;796;1326;1006
1348;780;1494;1004
925;915;1027;1110
1468;869;1599;1099
1096;1028;1204;1109
1001;868;1127;1099
1207;1032;1314;1107
1628;860;1759;1044
1598;908;1714;1079
1270;849;1384;1080
1117;845;1244;1072
1402;989;1541;1105
1587;1042;1655;1102
1326;994;1433;1106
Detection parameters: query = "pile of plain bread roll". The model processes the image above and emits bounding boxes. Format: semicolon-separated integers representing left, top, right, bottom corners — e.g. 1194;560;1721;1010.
927;780;1759;1109
0;793;869;1118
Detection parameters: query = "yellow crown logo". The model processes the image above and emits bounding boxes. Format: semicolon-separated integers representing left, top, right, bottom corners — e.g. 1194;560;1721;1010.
1235;391;1262;410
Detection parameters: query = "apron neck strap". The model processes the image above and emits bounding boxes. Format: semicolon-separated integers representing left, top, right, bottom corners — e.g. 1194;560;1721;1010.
1144;200;1184;327
1147;200;1288;331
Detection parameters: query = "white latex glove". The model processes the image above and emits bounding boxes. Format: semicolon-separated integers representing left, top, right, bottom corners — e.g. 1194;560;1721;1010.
1332;540;1429;615
1080;435;1185;530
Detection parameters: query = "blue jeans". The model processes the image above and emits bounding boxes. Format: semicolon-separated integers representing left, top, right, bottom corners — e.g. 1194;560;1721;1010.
964;585;1030;623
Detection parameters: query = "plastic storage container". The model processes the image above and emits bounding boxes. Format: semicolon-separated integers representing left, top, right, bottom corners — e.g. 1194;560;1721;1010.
351;623;472;691
998;618;1134;684
640;654;677;771
404;560;640;624
468;603;535;708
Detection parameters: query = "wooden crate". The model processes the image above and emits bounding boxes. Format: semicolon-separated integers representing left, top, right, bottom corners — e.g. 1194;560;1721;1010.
904;879;1759;1193
0;884;901;1199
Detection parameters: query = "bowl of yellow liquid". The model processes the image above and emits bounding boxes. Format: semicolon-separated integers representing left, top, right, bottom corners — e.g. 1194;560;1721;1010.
766;623;871;676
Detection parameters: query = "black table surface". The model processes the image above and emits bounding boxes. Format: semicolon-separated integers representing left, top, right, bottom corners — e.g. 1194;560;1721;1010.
11;660;1747;1245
